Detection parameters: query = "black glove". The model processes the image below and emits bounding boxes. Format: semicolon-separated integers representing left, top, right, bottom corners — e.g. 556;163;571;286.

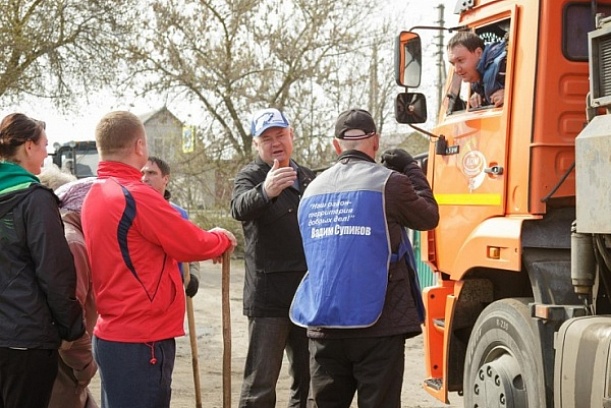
380;148;415;173
185;274;199;298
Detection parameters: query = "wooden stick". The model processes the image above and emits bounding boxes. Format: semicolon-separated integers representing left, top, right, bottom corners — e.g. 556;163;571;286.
221;252;231;408
184;263;203;408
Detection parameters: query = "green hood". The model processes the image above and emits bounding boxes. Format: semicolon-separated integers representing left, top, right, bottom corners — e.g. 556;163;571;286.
0;162;39;194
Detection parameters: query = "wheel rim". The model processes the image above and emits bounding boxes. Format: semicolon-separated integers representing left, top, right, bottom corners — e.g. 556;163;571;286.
469;346;527;408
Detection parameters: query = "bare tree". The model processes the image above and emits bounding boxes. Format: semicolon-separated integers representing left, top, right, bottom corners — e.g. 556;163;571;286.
124;0;418;213
126;0;382;166
0;0;137;108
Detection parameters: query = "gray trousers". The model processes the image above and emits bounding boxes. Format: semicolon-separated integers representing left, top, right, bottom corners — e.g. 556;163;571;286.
238;317;310;408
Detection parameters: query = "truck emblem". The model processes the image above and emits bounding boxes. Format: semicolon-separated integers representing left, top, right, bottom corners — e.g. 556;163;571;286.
462;150;486;191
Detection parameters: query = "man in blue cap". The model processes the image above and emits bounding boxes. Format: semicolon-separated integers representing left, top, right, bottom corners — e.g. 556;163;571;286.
231;108;315;408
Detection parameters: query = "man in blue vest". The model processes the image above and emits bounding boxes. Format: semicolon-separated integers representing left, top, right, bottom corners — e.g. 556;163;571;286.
290;108;439;407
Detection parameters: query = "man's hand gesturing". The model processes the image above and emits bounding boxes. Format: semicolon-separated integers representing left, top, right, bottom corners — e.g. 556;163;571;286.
264;159;297;198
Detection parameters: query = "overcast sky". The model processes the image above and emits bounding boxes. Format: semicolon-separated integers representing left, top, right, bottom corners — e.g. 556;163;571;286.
11;0;460;148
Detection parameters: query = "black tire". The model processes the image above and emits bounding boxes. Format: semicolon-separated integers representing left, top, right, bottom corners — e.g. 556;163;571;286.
463;298;547;408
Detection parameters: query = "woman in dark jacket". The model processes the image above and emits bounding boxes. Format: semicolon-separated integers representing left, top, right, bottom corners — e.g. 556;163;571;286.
0;113;85;408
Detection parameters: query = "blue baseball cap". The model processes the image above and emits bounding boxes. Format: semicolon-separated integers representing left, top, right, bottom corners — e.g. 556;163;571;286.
250;108;290;138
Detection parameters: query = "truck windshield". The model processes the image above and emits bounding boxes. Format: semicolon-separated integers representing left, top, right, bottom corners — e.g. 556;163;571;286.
60;149;98;178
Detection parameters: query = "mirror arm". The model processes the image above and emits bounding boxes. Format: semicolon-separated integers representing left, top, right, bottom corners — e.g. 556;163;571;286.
407;123;441;140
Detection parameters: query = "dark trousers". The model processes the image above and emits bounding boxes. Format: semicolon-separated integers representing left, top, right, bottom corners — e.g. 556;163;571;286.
93;336;176;408
0;347;58;408
308;335;406;408
238;317;310;408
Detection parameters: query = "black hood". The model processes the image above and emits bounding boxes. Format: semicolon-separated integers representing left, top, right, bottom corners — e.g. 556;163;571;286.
0;184;56;219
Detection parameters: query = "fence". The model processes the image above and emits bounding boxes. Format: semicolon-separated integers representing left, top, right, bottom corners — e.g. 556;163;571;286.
412;230;436;289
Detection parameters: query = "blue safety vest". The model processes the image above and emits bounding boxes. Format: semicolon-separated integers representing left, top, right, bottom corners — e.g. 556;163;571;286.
290;160;394;328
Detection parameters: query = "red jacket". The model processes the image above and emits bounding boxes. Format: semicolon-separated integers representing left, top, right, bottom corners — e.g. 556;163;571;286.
82;161;231;342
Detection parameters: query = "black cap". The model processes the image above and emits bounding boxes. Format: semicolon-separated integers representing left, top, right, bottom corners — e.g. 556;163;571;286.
334;108;377;140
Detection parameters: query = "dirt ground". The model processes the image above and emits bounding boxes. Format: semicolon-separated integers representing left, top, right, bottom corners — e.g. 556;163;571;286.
90;260;463;408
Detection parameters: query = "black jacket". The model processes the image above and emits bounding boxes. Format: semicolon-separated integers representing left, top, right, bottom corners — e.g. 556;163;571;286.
0;183;85;348
231;156;315;317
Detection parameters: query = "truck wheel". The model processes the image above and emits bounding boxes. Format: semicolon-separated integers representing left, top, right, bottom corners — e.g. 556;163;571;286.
463;298;546;408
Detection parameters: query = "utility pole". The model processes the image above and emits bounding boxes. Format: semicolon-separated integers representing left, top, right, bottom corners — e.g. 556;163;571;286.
369;44;379;116
435;4;446;114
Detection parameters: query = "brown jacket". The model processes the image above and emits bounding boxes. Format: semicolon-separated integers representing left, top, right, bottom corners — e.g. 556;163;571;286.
49;211;98;408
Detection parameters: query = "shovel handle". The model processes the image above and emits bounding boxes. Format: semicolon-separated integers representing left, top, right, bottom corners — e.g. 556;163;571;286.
184;263;203;408
221;252;231;408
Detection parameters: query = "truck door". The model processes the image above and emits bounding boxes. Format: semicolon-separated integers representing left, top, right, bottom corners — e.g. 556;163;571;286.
432;10;517;279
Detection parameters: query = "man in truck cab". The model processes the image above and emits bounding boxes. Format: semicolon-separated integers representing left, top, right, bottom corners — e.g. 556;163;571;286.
447;30;507;108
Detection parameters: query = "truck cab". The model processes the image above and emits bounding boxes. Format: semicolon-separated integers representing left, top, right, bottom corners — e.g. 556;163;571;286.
395;1;611;407
51;141;98;178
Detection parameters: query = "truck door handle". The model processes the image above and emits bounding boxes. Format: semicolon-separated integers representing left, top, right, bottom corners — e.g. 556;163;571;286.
484;165;504;175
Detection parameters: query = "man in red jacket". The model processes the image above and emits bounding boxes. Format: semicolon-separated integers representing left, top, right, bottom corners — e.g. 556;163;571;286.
82;111;236;408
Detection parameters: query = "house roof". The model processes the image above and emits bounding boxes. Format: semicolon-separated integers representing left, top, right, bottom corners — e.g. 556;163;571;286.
139;106;182;125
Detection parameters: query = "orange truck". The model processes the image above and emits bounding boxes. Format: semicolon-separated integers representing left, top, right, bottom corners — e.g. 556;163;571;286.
395;0;611;407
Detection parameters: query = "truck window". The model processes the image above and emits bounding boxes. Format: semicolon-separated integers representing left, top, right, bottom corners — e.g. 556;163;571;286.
445;73;467;115
564;4;611;60
446;20;510;115
60;150;97;177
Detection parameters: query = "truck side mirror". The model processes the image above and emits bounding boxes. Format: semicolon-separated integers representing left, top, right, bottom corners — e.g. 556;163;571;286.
394;31;422;88
395;92;427;124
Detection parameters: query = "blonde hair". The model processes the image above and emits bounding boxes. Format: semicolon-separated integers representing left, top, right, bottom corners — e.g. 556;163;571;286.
38;164;77;191
95;111;145;158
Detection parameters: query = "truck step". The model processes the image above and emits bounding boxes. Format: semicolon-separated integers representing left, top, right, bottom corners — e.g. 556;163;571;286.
433;318;445;329
424;377;443;391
